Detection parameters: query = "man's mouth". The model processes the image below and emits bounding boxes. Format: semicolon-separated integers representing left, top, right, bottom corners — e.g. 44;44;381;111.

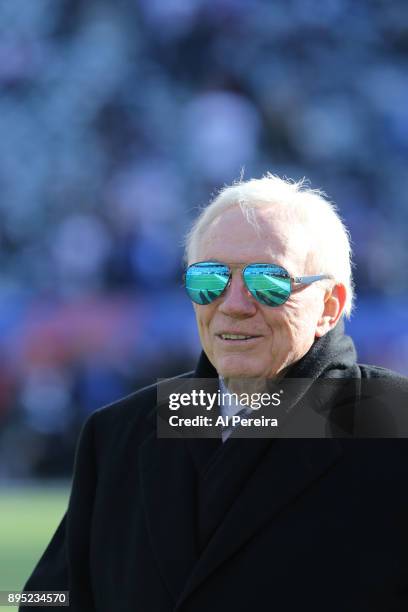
217;333;261;342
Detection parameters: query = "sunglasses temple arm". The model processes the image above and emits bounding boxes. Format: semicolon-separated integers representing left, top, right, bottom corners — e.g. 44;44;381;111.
292;274;333;285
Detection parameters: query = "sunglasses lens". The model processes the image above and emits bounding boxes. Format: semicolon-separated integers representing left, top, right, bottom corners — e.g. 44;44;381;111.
244;264;291;306
185;262;230;305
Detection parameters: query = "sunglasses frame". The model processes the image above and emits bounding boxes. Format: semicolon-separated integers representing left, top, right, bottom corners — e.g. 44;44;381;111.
184;261;333;306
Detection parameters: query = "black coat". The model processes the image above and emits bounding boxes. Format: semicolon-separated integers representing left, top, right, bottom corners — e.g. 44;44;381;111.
22;323;408;611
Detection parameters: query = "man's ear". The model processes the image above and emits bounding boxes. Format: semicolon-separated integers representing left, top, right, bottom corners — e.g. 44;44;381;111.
315;283;347;338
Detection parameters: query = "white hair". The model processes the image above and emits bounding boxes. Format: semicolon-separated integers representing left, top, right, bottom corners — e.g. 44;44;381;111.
184;173;354;318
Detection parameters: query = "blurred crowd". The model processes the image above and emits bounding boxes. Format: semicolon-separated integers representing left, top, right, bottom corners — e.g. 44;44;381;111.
0;0;407;478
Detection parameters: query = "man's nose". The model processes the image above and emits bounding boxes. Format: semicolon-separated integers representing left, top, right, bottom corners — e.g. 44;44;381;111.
218;272;257;317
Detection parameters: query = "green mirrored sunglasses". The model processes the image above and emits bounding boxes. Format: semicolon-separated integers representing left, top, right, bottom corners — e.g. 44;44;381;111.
184;261;332;307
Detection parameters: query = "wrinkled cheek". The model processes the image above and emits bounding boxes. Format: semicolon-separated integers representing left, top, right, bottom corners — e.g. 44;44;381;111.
195;315;207;345
199;323;210;349
268;327;286;362
200;319;215;359
274;322;297;363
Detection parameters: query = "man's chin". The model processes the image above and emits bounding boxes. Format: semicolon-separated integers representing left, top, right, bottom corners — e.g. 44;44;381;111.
215;355;265;380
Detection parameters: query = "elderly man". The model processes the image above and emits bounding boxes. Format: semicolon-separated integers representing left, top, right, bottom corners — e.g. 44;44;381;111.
23;175;408;611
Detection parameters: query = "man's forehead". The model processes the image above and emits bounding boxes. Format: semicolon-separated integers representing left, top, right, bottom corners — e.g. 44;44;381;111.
198;205;310;269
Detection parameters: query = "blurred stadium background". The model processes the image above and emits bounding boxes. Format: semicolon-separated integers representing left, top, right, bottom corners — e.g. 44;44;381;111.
1;0;408;593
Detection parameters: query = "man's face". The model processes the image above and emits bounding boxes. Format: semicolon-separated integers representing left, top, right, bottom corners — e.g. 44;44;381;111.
192;205;329;380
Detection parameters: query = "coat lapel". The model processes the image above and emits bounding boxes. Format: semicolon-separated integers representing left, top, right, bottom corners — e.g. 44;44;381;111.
176;437;343;608
139;431;198;603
